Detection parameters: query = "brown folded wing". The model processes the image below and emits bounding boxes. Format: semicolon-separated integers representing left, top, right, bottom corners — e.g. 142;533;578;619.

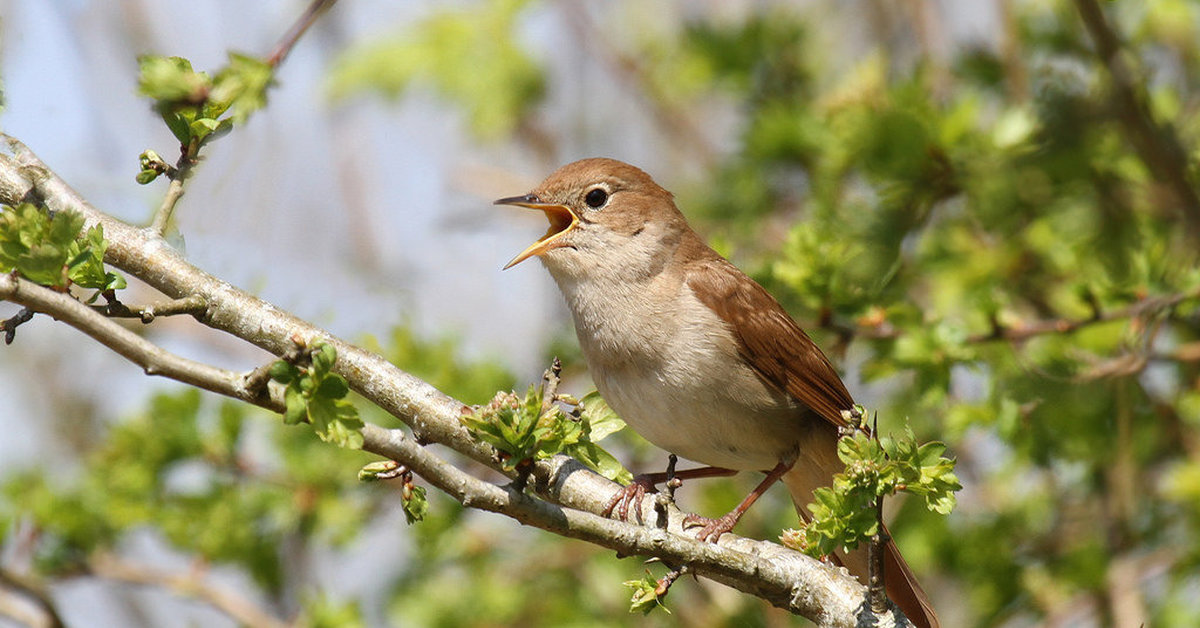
686;258;855;427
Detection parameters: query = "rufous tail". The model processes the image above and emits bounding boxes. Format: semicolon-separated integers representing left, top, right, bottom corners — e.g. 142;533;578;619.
782;464;940;628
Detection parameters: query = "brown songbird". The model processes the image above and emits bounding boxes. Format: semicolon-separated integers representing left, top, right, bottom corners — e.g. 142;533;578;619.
496;158;937;628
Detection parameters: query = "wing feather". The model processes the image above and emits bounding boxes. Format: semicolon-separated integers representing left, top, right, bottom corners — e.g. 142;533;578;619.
687;259;854;428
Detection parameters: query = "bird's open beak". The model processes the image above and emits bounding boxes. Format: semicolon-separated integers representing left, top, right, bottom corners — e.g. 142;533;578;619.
494;193;578;269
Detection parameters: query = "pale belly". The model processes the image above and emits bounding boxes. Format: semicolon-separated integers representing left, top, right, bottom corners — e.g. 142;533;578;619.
591;357;810;471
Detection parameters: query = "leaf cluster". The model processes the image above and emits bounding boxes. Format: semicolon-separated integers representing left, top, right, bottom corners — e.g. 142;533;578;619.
271;341;365;450
462;388;631;484
136;53;273;180
358;460;429;525
0;390;374;594
783;425;961;559
0;203;125;291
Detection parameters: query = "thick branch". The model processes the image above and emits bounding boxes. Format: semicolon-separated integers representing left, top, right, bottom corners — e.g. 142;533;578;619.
1;267;883;623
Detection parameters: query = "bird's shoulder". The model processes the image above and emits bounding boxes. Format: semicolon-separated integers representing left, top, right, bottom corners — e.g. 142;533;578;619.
683;254;855;428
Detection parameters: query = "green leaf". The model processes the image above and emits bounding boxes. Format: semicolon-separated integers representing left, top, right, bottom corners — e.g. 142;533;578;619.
578;391;626;441
209;52;274;124
316;373;350;399
269;360;297;384
623;572;670;615
402;484;428;524
0;205;123;290
161;110;194;144
188;117;221;142
283;386;306;425
137;55;210;103
312;342;338;375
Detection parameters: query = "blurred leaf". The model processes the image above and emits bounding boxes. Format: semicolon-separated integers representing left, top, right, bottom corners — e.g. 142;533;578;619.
328;0;544;138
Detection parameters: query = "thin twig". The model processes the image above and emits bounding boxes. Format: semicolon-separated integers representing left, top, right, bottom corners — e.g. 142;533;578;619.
560;3;719;169
816;286;1200;346
86;554;288;628
0;275;274;407
1;305;35;344
267;0;339;68
148;155;193;236
1072;0;1200;241
149;0;337;236
91;293;208;323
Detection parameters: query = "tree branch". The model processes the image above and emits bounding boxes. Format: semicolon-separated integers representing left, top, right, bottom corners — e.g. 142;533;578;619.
91;293;208;323
815;287;1200;346
267;0;340;68
85;554;288;628
0;135;908;626
0;569;65;628
0;274;265;405
1072;0;1200;241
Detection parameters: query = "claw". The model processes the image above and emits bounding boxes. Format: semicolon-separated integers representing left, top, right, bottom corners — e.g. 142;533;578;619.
602;474;658;524
682;512;741;543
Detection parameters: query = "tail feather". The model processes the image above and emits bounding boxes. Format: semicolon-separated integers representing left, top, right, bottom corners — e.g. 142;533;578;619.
783;465;939;628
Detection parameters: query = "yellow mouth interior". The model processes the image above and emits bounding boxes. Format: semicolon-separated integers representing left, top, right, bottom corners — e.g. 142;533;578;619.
501;202;577;269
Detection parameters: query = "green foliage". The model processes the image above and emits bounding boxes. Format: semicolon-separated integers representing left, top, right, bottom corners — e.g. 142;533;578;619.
621;2;1200;623
137;52;273;149
299;594;367;628
782;423;960;559
463;386;632;484
327;0;543;138
271;341;365;449
0;203;125;291
357;460;429;524
0;389;376;592
623;571;671;615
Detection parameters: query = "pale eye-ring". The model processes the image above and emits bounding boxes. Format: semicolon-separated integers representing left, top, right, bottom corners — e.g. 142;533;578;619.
584;187;608;209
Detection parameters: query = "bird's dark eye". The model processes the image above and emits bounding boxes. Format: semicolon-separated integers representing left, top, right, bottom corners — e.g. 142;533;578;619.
584;188;608;209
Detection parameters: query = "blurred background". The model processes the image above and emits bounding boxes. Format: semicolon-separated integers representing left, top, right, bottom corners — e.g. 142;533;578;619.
2;0;1199;626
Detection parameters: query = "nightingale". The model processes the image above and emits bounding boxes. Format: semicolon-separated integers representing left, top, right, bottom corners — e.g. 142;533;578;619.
496;158;938;628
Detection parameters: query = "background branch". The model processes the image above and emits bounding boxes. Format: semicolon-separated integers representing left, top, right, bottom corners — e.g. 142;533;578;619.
85;555;288;628
1073;0;1200;241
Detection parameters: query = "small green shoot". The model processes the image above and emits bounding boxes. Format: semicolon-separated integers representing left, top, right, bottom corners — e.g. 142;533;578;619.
270;341;364;449
782;418;961;559
461;387;631;484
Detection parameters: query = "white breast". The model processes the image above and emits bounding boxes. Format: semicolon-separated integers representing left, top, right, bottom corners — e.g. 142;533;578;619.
550;263;808;471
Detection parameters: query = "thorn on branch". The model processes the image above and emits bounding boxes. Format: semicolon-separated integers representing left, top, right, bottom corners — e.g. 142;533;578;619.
2;306;35;344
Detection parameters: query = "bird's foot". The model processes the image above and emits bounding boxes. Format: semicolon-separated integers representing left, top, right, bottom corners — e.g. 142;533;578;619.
602;474;659;525
682;511;741;543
